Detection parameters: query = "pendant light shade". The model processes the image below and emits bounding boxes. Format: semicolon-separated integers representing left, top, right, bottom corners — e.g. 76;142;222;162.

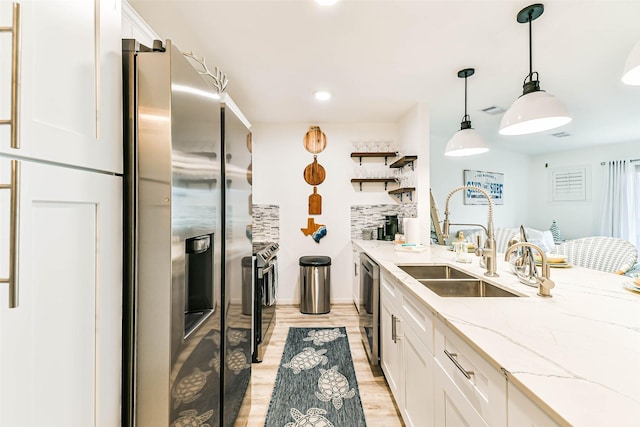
622;40;640;85
499;4;571;136
445;68;489;157
499;90;571;135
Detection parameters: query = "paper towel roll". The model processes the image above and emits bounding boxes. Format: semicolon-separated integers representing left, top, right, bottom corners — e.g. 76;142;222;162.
404;218;421;245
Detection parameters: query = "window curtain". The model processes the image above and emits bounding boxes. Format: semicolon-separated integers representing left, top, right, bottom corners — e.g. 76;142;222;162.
599;160;637;247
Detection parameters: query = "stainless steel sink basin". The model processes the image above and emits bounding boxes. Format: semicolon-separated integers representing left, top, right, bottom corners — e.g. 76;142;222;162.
397;264;519;297
418;279;520;297
398;264;475;280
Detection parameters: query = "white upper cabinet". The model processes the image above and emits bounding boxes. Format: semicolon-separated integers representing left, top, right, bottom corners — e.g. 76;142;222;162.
0;0;122;173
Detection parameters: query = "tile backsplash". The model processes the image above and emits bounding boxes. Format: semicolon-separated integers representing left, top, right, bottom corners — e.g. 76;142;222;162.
252;204;280;242
350;203;417;239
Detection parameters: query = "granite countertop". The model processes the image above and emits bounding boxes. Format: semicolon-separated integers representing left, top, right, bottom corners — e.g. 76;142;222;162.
353;239;640;427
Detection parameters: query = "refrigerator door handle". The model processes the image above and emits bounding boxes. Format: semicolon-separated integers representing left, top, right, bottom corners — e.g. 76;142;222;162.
0;2;21;149
0;160;20;308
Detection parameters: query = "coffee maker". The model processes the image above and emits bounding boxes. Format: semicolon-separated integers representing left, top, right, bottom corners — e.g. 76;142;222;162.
384;215;398;241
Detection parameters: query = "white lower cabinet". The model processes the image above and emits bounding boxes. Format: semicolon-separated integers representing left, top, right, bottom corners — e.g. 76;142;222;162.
402;323;434;426
380;281;402;400
0;160;122;427
507;383;560;427
352;245;361;310
380;272;435;427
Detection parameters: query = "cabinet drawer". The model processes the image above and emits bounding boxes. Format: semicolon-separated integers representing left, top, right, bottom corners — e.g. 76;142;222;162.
381;272;401;307
401;293;434;353
435;318;507;427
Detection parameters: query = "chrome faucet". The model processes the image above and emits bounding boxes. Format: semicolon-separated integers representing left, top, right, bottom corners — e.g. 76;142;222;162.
504;242;556;297
442;185;498;277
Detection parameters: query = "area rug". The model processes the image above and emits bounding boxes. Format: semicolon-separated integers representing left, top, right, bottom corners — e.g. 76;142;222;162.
264;327;367;427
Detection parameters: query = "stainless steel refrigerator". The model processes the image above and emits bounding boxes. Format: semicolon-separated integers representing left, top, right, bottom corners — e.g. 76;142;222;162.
122;39;253;427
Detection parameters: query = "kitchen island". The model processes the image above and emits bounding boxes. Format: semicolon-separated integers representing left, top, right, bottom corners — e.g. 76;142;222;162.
354;239;640;426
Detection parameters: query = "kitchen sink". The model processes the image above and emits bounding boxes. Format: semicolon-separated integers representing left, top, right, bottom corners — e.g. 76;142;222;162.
398;264;475;280
418;279;519;297
397;264;519;297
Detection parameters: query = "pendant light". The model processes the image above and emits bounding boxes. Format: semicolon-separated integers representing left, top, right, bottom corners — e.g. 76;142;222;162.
622;40;640;85
499;4;571;136
444;68;489;157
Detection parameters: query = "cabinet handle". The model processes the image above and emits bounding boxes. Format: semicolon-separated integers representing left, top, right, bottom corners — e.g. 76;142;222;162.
444;349;474;380
391;314;396;343
0;160;20;308
0;3;21;149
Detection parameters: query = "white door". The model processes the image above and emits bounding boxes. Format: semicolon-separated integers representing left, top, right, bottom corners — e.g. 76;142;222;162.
403;325;434;427
380;298;402;403
0;0;122;173
0;159;122;427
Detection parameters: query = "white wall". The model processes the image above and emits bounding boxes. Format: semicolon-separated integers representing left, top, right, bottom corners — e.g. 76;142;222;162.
527;140;640;240
399;103;431;244
429;133;531;234
252;122;400;304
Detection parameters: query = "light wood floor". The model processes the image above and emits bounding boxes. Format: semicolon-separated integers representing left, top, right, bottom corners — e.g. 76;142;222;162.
243;304;405;426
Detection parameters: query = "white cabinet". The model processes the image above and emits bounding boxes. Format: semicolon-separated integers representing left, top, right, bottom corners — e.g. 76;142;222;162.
0;159;122;427
434;318;507;427
380;272;435;427
0;2;123;424
352;245;361;310
402;323;434;427
380;285;402;399
508;383;560;427
0;0;122;173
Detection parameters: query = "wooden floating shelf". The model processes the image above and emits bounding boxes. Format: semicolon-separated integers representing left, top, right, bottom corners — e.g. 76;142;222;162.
350;152;398;165
388;186;416;201
388;187;416;194
389;155;418;169
351;178;396;191
350;152;398;158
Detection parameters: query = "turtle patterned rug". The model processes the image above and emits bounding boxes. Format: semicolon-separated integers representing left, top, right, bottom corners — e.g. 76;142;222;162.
264;327;366;427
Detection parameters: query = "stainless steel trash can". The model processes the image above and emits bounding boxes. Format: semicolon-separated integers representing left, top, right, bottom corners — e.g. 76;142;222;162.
299;256;331;314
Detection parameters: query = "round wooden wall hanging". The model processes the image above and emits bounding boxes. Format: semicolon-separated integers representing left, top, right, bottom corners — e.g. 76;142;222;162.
303;155;326;185
303;126;327;154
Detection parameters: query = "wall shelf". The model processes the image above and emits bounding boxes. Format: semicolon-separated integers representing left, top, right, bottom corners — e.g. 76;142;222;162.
351;178;396;191
350;152;398;165
388;187;416;201
389;155;417;170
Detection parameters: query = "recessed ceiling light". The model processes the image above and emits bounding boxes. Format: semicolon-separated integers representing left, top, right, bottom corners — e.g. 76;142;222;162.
313;90;331;101
315;0;338;5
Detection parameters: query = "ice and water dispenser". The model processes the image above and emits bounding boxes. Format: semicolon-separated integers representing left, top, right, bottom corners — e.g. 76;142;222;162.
184;233;215;337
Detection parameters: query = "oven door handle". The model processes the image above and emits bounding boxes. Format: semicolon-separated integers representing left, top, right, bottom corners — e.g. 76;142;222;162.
258;263;274;279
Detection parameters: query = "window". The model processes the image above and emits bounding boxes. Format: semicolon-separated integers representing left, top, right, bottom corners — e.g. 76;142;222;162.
551;167;587;201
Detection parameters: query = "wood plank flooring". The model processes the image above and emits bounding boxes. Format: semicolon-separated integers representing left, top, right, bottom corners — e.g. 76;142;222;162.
243;304;405;426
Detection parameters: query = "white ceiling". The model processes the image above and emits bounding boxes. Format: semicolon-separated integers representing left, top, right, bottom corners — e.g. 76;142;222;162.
128;0;640;155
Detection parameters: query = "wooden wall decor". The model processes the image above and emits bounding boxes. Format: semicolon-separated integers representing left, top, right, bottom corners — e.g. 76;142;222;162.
301;126;328;241
303;126;327;154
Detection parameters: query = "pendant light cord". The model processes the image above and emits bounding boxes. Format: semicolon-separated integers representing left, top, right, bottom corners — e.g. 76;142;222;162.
463;74;468;120
528;13;533;82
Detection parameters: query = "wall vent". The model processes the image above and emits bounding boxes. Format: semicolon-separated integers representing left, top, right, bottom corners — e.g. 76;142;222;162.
551;167;587;201
481;106;506;115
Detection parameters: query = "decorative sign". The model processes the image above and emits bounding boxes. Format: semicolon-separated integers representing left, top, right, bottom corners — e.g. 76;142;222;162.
463;170;504;205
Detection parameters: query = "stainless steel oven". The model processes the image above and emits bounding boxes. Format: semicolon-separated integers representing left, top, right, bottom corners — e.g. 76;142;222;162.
359;253;379;365
253;241;279;362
